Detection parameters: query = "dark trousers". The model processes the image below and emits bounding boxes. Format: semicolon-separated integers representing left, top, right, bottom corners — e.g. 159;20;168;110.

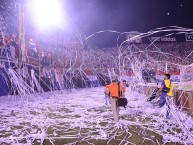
160;95;172;118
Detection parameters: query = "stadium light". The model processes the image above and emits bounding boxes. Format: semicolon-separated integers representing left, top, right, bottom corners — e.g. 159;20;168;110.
30;0;63;29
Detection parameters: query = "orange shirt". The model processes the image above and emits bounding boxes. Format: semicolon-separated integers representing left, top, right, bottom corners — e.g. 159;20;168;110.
108;83;123;98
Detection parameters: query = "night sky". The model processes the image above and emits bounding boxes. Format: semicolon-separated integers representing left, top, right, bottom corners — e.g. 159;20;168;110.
0;0;193;47
64;0;193;47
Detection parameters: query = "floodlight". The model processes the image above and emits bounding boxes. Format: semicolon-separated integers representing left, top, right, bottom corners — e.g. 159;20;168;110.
31;0;62;29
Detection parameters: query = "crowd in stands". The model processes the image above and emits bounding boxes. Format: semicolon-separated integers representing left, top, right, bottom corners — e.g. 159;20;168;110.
134;42;193;74
1;32;193;79
83;42;193;76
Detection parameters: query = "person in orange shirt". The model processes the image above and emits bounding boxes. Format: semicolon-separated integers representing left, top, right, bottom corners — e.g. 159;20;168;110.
108;79;123;122
104;81;110;105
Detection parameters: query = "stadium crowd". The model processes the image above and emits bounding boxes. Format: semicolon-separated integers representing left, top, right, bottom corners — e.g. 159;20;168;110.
1;33;193;79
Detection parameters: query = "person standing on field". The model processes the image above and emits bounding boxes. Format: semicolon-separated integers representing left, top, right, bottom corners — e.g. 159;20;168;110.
108;79;123;122
157;74;174;119
104;81;111;105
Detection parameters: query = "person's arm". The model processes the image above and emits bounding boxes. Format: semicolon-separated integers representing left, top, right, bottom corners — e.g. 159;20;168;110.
120;85;123;98
157;86;163;96
118;83;122;98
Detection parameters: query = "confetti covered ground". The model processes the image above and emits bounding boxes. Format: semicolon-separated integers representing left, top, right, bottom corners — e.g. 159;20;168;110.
0;88;193;145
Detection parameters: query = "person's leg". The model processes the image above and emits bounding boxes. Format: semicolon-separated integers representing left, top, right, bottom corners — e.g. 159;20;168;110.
105;94;108;105
159;95;166;107
117;106;120;118
110;97;119;122
166;96;171;119
108;95;111;104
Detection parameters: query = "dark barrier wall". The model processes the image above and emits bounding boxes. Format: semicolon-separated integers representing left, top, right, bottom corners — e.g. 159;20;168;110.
137;85;193;113
0;68;9;96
